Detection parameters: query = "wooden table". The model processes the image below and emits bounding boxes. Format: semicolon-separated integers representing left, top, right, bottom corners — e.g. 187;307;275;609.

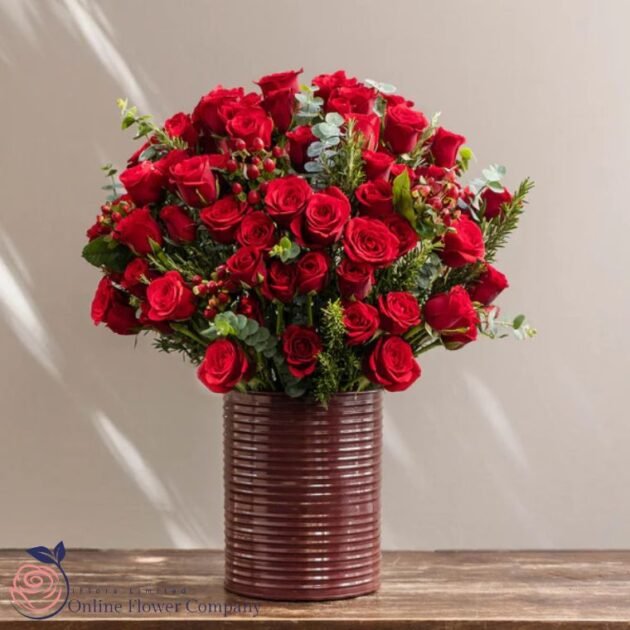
2;550;630;628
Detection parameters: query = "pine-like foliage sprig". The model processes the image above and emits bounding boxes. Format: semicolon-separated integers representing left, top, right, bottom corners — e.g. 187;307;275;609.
314;299;360;405
484;178;534;262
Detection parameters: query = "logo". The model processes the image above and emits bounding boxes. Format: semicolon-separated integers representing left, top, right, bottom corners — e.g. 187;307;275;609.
10;541;69;620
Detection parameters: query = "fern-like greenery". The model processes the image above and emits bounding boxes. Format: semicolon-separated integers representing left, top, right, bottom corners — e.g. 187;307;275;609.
314;299;361;405
484;178;534;262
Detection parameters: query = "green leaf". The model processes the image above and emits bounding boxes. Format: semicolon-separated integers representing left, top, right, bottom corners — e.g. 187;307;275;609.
82;236;133;272
392;170;415;224
325;112;344;126
512;314;525;329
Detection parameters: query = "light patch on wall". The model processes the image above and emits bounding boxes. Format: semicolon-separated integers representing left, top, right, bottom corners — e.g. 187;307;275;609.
0;228;60;379
91;410;213;548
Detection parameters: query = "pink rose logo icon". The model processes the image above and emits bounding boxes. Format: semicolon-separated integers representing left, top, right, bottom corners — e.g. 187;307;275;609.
10;542;69;620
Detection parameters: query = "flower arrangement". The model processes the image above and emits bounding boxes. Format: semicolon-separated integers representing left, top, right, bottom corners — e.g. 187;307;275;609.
84;69;534;403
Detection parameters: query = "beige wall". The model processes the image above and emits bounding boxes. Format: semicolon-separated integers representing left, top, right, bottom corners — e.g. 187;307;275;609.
1;0;629;550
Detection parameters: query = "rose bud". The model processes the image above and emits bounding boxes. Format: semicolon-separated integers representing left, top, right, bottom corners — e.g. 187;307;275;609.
423;285;479;350
226;106;273;149
468;264;509;305
114;207;163;255
355;180;394;217
440;215;485;268
91;276;139;335
286;125;316;170
164;112;198;149
170;155;217;207
381;214;419;257
362;150;395;181
255;68;303;97
481;187;513;219
119;160;167;206
296;251;330;294
383;104;429;154
430;127;466;168
159;205;196;243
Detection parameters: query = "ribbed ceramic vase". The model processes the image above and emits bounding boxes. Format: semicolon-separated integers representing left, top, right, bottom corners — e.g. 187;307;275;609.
223;391;382;601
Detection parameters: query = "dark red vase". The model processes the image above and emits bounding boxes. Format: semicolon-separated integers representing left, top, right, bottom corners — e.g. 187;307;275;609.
223;391;382;601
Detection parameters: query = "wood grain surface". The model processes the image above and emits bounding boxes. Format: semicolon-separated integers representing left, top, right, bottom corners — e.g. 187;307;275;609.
2;549;630;628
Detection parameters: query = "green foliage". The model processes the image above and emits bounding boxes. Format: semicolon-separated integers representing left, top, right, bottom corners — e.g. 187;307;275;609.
82;236;133;273
314;299;361;405
269;236;301;263
484;178;534;262
117;98;187;153
376;245;441;298
392;170;415;225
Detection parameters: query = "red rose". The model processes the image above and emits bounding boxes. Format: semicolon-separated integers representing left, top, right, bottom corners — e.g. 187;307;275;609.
262;88;295;133
312;70;358;102
363;336;421;392
282;324;322;378
431;127;466;168
296;251;330;294
362;150;395;181
226;246;265;287
336;258;375;300
146;270;196;322
343;217;400;268
469;264;509;305
164;112;198;149
482;187;512;219
114;207;163;255
381;214;419;256
200;196;249;244
91;276;114;324
255;69;302;97
355;180;394;217
423;285;479;349
262;260;297;303
378;291;421;334
264;175;313;225
384;105;429;154
345;113;380;151
286;125;316;169
119;160;166;206
121;258;152;296
441;215;485;267
170;155;217;207
391;163;416;183
343;301;379;345
91;277;138;335
237;211;276;250
291;186;351;246
383;93;415;108
160;205;196;243
192;86;245;134
197;338;253;393
226;106;273;149
327;85;376;115
237;294;264;325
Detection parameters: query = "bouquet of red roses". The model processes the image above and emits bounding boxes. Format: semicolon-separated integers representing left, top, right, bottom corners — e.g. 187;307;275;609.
84;69;534;402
